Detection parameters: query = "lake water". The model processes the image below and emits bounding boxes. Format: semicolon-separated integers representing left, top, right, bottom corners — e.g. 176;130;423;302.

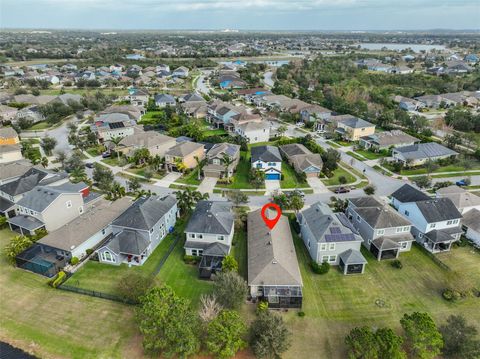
359;43;446;52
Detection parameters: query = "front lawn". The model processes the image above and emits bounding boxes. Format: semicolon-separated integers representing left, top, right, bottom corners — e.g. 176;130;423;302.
321;166;356;186
217;152;265;189
282;225;480;359
100;156;123;167
28;121;52;130
0;229;139;359
281;162;309;189
175;168;201;186
346;151;366;161
355;149;387;160
125;166;165;180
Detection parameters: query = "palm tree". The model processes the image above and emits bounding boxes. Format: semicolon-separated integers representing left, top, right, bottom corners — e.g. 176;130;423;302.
150;154;163;172
41;157;48;168
108;136;124;160
175;158;188;173
70;167;87;183
222;153;234;181
174;187;209;215
194;155;207;181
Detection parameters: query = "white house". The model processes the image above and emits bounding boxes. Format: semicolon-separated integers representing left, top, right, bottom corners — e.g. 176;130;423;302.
250;145;282;180
462;209;480;246
234;121;270;144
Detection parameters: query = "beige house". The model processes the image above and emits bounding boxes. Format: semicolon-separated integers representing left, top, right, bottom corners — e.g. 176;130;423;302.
112;128;176;158
279;143;323;177
203;143;240;178
332;115;376;141
0;144;23;164
165;141;205;172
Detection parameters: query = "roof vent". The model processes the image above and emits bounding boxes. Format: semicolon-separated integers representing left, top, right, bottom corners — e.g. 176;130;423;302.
272;260;277;264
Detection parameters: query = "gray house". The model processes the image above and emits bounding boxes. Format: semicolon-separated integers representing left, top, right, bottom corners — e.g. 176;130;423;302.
97;195;178;266
298;202;367;274
279;143;323;178
346;197;414;260
203;143;241;178
391;188;462;254
392;142;458;166
184;201;234;278
248;209;303;308
154;93;176;108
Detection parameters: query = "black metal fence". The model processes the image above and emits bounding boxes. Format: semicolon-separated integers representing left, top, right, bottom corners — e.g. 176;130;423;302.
57;284;137;305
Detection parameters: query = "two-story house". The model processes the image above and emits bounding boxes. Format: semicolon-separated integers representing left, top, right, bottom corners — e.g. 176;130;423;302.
8;182;89;235
92;113;136;143
207;100;242;128
184;201;234;278
436;185;480;215
234;120;270;144
203;143;240;178
97;195;178;266
251;145;282;180
298;202;367;274
164;141;205;172
154;93;176;108
346;197;414;260
299;104;332;132
114;128;176;159
127;88;149;106
172;66;189;78
390;185;462;253
334;116;376;141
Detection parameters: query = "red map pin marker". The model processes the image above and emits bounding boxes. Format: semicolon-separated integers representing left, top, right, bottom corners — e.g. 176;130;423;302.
261;203;282;230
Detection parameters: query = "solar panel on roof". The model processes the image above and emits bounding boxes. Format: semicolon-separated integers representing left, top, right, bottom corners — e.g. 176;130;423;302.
324;233;356;242
109;122;126;129
330;227;341;234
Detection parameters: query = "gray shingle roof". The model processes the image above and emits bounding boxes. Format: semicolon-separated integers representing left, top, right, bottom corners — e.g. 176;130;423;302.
415;198;462;223
38;197;132;252
339;249;367;265
349;196;411;228
360;130;418;147
185;200;234;235
436;186;480;210
154;94;176;104
8;215;44;230
391;184;431;203
0;167;66;196
251;145;281;163
106;230;150;255
165;141;204;157
299;202;361;243
424;228;462;243
247;210;302;287
112;195;177;230
462;209;480;232
394;142;458;160
339;116;374;129
17;183;85;212
0;161;32;182
207;143;240;159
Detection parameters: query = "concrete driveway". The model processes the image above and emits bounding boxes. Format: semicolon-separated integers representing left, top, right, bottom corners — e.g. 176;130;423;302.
265;180;281;195
198;177;218;195
307;177;329;194
154;172;182;188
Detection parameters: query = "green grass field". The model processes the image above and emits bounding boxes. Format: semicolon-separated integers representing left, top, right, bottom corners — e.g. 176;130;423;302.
321;166;356;186
0;229;140;359
175;169;201;185
282;226;480;359
281;162;309;189
346;151;366;161
355;149;387;160
217;152;265;190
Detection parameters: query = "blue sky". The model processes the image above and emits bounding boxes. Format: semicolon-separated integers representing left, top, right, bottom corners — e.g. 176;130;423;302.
1;0;479;30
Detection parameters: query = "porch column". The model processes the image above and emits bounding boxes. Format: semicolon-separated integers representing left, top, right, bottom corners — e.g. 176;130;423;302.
361;264;365;274
395;250;400;259
447;242;452;251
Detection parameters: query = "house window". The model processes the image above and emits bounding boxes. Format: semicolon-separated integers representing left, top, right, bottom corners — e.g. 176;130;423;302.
404;210;409;216
66;200;72;208
102;251;114;263
329;243;335;251
321;255;329;263
446;220;453;225
419;233;423;238
267;162;276;166
320;243;327;251
329;255;336;262
191;249;198;256
403;226;410;232
198;250;203;256
400;242;408;249
453;219;459;224
430;223;436;229
149;228;154;234
217;235;225;241
377;229;385;236
356;215;360;222
189;233;195;238
213;159;221;165
256;163;262;169
198;234;203;239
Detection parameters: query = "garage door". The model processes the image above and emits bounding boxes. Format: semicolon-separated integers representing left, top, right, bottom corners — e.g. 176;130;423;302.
266;173;280;180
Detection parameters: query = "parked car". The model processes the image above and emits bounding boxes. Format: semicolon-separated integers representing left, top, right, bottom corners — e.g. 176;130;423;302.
102;151;111;158
85;162;94;168
456;179;467;186
296;122;305;128
333;186;350;194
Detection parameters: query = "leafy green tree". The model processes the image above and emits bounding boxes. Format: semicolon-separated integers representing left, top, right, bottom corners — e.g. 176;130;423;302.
277;125;288;137
92;163;114;191
289;192;304;213
440;315;480;359
40;156;49;168
206;310;247;359
127;177;141;193
376;327;406;359
40;136;57;156
221;255;238;272
345;326;379;359
226;190;248;207
132;148;150;166
213;271;248;310
0;215;7;229
321;148;341;174
175;187;209;215
400;312;443;359
249;169;265;190
250;311;291;359
363;185;376;195
4;235;35;265
136;286;200;357
116;272;153;304
413;176;432;189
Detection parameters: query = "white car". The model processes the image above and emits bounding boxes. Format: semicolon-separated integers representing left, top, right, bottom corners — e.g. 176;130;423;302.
296;122;305;127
